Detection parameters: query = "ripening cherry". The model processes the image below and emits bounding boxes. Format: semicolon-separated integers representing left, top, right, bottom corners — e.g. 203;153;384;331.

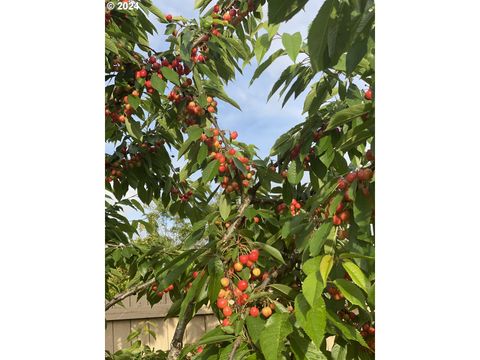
233;262;243;272
222;306;233;317
220;277;230;287
338;178;348;190
246;260;254;268
261;306;272;318
223;12;232;21
239;254;249;265
219;165;226;173
230;131;238;140
145;80;152;88
193;271;199;279
339;210;350;222
253;216;260;224
358;168;373;181
228;148;236;155
333;215;342;226
222;318;231;326
364;88;372;100
213;4;220;13
366;149;374;162
252;268;261;277
249;307;259;317
237;280;248;291
197;346;203;354
139;69;147;78
216;298;228;309
168;284;174;291
166;14;173;22
345;171;357;183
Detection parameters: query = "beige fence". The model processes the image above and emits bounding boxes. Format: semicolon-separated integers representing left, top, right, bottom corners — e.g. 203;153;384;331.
106;295;217;353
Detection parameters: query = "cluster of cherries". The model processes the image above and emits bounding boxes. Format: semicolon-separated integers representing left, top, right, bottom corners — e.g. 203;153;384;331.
326;285;345;301
150;282;174;300
105;141;164;182
215;249;278;327
337;166;374;198
170;187;194;203
360;322;375;351
210;0;256;35
289;199;302;216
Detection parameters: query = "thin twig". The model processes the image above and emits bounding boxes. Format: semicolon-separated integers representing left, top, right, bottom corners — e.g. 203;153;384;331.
228;337;243;360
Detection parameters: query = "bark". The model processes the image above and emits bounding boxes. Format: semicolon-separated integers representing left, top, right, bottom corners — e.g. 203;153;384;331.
105;278;156;311
167;302;195;360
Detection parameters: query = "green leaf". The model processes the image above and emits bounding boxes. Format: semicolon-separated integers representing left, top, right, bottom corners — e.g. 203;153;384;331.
160;66;180;85
127;95;140;110
327;103;373;130
342;261;370;293
150;75;166;94
334;279;367;311
254;33;272;63
219;194;231;221
125;118;143;141
326;310;369;348
187;125;203;141
290;329;328;360
202;160;219;183
303;271;324;307
267;0;309;24
259;313;293;360
246;315;265;345
105;35;119;54
319;254;334;284
294;293;310;328
288;159;304;185
309;223;333;256
305;297;326;349
308;0;335;72
255;242;286;264
250;49;285;85
282;32;302;62
353;189;373;229
302;256;321;275
269;284;297;299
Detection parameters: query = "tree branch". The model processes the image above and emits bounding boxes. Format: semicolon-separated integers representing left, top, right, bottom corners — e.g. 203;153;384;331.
167;302;195;360
228;337;243;360
105;278;156;311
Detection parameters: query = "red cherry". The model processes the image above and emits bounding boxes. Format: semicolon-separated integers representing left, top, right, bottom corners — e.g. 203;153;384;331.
222;318;231;326
213;4;220;13
166;14;173;22
230;131;238;140
237;280;248;291
216;298;228;309
345;171;357;183
333;215;342;226
337;178;348;190
339;210;350;222
223;306;233;317
197;346;203;353
193;271;199;279
145;80;152;88
253;216;260;223
364;88;373;100
239;254;249;264
228;148;236;155
249;307;259;317
248;250;259;262
219;165;226;173
148;55;156;64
